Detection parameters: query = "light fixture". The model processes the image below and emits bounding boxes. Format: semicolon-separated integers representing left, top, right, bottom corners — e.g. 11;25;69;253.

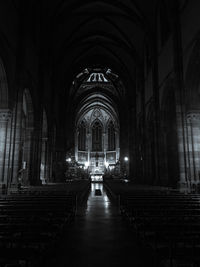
23;161;27;169
84;161;89;167
66;157;71;162
124;157;129;162
104;162;109;168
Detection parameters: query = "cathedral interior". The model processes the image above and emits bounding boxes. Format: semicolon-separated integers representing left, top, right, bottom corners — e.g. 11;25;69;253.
1;0;200;266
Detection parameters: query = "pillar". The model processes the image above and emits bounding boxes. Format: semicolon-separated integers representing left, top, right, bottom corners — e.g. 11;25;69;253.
171;0;188;190
186;112;200;187
0;109;12;184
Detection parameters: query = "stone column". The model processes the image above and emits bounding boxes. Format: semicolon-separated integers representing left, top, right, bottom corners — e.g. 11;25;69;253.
44;138;48;183
10;103;23;186
103;132;106;164
176;107;188;189
0;109;11;184
29;118;43;185
87;131;91;174
47;138;53;183
115;129;120;161
21;127;34;185
40;136;48;184
75;130;78;162
186;112;200;186
171;0;188;191
87;132;91;162
129;106;136;180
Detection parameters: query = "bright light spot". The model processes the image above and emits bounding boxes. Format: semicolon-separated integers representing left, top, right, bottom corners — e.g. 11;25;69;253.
87;72;108;82
104;161;109;168
40;163;44;170
23;161;27;170
85;161;89;167
66;158;71;162
91;175;103;182
124;156;129;162
103;195;109;201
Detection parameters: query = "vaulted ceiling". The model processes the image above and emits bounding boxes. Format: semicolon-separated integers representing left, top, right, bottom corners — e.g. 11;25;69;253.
14;0;186;148
33;0;164;144
42;0;159;94
8;0;187;107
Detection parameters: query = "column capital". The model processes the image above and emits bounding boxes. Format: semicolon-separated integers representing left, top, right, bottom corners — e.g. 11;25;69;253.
0;109;12;122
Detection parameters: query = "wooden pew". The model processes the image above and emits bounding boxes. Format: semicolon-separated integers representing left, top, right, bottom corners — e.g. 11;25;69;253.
119;190;200;266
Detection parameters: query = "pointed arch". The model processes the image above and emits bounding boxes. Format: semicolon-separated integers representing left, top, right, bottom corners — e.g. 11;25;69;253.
92;119;103;151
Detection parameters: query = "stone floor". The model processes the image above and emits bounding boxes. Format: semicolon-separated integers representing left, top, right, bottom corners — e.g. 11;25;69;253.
46;183;154;267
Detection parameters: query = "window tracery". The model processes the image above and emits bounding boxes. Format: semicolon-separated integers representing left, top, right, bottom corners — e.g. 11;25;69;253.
78;121;86;151
92;120;102;151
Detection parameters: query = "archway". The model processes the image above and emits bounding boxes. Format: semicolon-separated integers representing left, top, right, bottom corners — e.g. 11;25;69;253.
71;68;122;181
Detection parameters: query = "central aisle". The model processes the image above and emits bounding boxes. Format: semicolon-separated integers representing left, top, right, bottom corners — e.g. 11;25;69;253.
50;183;154;267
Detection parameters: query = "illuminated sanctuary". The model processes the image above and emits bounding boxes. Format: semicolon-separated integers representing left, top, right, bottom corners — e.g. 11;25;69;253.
73;69;120;181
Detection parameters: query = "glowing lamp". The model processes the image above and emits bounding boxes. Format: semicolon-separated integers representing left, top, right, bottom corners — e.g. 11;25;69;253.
85;161;89;167
104;162;109;168
124;157;129;162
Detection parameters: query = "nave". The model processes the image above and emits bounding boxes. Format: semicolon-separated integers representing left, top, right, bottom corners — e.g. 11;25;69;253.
45;183;154;267
1;181;200;267
1;1;200;266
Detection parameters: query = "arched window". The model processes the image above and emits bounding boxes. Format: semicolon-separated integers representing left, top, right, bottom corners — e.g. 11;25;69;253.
108;121;115;151
92;120;102;151
78;121;86;151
